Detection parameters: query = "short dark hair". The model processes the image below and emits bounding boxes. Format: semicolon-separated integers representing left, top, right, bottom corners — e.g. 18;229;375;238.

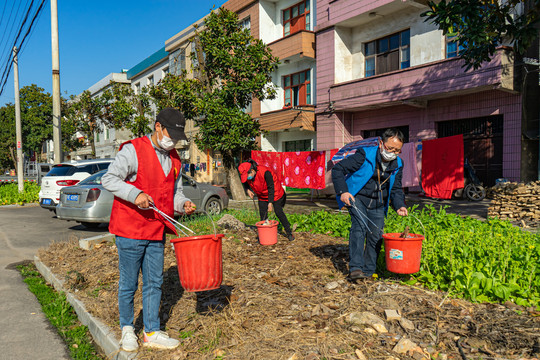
247;158;258;171
381;128;405;143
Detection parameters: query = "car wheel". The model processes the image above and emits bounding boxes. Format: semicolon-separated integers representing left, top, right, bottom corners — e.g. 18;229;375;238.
81;222;100;229
205;197;222;215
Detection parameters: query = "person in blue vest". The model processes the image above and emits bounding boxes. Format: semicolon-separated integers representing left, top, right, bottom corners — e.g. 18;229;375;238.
332;128;408;280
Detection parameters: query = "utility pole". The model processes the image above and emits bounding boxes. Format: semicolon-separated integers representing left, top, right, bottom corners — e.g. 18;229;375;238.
13;47;24;193
51;0;62;163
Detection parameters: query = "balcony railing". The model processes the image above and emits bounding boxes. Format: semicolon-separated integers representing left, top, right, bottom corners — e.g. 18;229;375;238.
268;31;315;62
321;50;516;112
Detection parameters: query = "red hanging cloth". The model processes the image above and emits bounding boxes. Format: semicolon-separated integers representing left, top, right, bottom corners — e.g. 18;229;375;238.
283;151;326;189
421;135;464;199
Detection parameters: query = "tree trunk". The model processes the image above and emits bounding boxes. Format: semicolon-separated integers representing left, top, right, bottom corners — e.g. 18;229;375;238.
226;166;247;200
8;146;16;172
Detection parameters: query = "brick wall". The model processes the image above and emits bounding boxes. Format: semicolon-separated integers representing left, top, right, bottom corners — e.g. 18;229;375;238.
223;0;258;14
316;0;395;32
315;28;335;108
316;90;522;180
319;53;511;113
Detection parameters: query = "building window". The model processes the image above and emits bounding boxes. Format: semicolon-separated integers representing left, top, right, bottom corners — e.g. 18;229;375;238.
104;128;109;140
170;48;186;75
239;16;251;30
283;69;311;107
446;35;464;58
96;132;100;143
284;139;312;152
147;75;154;86
134;82;140;94
162;67;169;78
364;29;410;77
283;0;310;36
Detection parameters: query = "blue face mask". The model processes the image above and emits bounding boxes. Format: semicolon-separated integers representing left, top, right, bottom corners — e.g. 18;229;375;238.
247;175;254;180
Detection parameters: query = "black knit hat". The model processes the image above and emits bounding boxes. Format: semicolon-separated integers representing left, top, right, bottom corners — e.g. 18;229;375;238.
156;107;187;141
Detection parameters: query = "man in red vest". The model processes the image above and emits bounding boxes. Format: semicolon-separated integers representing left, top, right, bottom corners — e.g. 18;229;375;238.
102;108;196;352
238;159;294;241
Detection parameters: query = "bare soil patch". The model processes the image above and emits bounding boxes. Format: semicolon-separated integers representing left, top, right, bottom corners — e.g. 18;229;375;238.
38;229;540;360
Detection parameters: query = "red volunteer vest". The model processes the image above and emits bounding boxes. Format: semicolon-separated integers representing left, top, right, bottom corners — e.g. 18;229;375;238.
247;165;284;202
109;136;181;240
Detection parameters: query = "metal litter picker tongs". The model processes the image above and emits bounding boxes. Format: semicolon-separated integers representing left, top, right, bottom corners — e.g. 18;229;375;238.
139;200;195;237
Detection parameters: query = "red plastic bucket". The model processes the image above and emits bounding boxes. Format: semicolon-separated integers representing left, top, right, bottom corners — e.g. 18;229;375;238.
255;220;279;245
383;233;424;274
170;234;224;292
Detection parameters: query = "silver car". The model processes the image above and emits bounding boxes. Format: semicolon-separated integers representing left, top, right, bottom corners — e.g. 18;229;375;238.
56;170;229;228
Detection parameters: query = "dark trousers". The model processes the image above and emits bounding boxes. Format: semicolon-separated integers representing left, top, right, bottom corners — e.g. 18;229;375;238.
258;194;292;235
347;196;385;276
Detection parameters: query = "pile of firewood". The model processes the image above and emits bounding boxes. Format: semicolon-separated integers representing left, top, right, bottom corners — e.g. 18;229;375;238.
488;181;540;226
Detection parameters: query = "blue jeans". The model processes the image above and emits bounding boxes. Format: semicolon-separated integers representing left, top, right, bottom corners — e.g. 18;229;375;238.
116;235;165;332
347;196;385;276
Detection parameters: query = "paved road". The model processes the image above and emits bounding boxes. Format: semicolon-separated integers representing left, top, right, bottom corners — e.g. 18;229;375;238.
0;204;109;360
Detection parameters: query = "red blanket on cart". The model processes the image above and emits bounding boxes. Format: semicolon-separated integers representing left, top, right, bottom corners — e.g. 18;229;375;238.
421;135;464;199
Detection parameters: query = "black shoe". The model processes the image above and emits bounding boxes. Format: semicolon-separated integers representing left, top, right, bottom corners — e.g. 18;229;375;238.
349;270;369;280
287;233;295;241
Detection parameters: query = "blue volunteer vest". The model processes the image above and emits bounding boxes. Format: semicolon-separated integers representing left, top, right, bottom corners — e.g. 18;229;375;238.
336;146;403;214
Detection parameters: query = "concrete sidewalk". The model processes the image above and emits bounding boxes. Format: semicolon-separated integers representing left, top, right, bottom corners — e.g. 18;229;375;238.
0;205;109;360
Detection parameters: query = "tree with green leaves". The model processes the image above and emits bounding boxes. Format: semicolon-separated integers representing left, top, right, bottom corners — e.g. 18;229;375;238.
422;0;540;70
151;7;279;199
0;84;79;170
0;104;16;170
64;82;154;158
100;82;153;138
64;90;106;157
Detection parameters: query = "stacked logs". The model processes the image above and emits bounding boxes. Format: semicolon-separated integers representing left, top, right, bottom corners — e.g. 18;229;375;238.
488;181;540;226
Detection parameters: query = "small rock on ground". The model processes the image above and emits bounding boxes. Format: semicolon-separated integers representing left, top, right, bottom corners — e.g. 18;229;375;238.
217;214;246;230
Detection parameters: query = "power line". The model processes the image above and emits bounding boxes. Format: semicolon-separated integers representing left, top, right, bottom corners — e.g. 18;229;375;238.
0;0;46;97
0;0;33;77
0;0;35;88
0;0;21;70
0;0;11;35
19;1;44;56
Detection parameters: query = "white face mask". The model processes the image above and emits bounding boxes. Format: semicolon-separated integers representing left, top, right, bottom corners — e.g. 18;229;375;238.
380;144;398;161
157;128;176;151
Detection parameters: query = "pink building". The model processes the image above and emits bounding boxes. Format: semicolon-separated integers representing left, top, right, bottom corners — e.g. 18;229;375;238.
315;0;539;185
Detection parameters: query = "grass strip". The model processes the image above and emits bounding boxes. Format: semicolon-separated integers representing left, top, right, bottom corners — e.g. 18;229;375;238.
17;261;105;360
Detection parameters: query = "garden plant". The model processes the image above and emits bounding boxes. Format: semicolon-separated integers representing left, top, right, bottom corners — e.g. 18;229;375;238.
0;182;40;205
184;206;540;308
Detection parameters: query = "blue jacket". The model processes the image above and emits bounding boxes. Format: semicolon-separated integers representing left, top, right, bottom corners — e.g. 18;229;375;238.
332;146;404;214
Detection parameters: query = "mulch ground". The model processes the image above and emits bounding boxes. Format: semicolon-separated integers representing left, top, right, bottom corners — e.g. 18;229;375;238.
38;229;540;360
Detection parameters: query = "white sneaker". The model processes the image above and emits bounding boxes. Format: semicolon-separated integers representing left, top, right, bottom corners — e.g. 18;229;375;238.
143;330;180;349
120;326;139;352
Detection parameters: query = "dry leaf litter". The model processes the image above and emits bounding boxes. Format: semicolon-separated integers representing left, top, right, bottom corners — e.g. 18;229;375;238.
38;226;540;360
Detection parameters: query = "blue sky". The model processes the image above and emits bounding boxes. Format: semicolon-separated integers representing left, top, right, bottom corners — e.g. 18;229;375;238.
0;0;222;106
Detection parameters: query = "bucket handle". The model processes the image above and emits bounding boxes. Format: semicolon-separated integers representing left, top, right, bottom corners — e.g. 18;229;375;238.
202;209;218;239
407;214;426;239
139;201;195;237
